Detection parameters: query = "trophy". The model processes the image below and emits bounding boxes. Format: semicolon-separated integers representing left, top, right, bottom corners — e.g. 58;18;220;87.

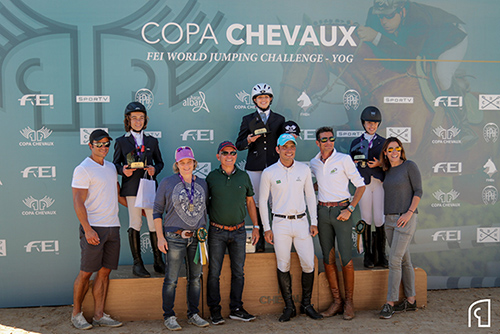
249;117;269;136
126;147;147;169
350;139;369;168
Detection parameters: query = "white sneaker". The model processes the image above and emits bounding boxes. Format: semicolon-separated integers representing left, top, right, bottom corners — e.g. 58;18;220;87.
71;312;92;330
92;313;123;327
164;316;182;331
188;313;209;327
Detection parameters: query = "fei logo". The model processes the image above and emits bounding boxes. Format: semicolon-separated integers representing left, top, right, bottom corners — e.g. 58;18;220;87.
433;96;462;107
24;240;59;253
21;166;56;179
183;91;210;113
180;129;214;142
431;230;461;242
432;162;462;174
468;299;491;328
19;94;54;106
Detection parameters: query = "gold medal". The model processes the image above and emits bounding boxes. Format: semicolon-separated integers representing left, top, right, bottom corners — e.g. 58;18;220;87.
189;204;194;212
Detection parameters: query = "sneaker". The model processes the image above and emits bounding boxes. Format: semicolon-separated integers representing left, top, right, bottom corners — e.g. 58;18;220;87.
71;312;93;330
164;316;182;331
379;303;395;319
394;299;417;312
188;313;209;328
92;313;123;327
210;308;225;325
229;307;256;322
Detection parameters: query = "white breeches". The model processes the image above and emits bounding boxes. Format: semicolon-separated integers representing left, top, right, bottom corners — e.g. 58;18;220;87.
358;176;385;227
126;196;155;232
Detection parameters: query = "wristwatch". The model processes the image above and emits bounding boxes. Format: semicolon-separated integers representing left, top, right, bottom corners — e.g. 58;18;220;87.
347;205;355;213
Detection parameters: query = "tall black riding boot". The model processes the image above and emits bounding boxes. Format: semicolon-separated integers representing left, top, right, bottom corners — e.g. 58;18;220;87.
277;269;296;322
128;228;151;278
150;232;165;274
300;271;323;320
255;208;265;252
375;226;389;268
362;225;374;268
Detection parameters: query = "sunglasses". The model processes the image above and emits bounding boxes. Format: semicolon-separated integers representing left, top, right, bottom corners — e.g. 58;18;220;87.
93;141;110;148
319;136;335;143
387;146;402;153
177;146;191;152
377;10;399;20
220;151;237;156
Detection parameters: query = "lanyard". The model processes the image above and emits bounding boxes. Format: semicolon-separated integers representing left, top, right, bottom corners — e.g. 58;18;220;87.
132;133;145;156
179;174;195;211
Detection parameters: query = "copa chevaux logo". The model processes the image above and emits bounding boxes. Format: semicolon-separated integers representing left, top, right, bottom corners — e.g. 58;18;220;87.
22;196;56;216
234;90;255;110
431;189;460;207
19;126;54;147
432;126;461;144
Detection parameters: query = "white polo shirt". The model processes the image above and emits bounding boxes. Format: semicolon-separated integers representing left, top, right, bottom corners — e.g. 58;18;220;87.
310;149;365;202
259;160;317;231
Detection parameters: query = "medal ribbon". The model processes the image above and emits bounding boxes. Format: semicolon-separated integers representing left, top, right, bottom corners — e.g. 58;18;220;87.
179;174;195;210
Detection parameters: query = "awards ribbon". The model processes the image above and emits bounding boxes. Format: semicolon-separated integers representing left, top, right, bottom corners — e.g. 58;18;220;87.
194;227;208;265
355;220;366;254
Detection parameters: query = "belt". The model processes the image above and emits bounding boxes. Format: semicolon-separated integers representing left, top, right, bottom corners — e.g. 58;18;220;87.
318;200;349;207
210;221;245;231
174;229;194;238
273;213;306;220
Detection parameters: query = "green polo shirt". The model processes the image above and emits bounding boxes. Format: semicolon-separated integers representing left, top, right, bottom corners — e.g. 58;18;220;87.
206;166;254;226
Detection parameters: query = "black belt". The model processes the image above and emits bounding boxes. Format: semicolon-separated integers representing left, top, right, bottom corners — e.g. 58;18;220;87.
273;213;306;220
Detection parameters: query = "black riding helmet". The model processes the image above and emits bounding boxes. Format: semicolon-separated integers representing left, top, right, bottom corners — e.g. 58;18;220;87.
360;106;382;131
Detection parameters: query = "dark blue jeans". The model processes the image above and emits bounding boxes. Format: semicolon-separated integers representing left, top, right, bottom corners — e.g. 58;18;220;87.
162;232;201;319
207;224;246;311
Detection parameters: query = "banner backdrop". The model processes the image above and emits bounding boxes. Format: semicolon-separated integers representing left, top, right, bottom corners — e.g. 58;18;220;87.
0;0;499;308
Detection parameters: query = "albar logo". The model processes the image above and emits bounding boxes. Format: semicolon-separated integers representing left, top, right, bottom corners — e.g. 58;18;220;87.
433;96;462;107
0;239;6;256
384;97;414;104
136;88;154;110
183;91;210;113
483;123;499;143
431;230;461;242
180;129;214;142
22;196;56;215
19;94;54;106
21;166;56;179
343;89;360;110
432;162;462;174
386;127;411;143
431;189;460;207
80;128;109;145
24;240;59;253
482;186;498;205
19;126;54;147
76;96;110;103
479;95;500;110
468;299;491;328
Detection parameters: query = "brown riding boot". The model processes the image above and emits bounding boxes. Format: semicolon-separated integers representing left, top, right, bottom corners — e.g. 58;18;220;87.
342;260;355;320
321;250;343;317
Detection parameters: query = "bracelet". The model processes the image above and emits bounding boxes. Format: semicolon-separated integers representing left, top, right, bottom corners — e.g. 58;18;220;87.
253;225;260;229
408;209;414;213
